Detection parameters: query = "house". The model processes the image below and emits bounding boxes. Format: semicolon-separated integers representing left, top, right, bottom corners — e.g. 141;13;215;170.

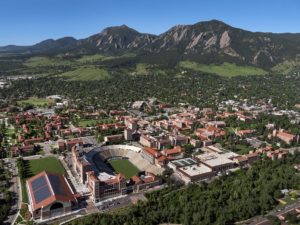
130;173;160;192
24;137;44;145
245;152;260;163
169;135;189;146
124;116;138;130
267;149;288;160
273;129;296;144
196;126;226;140
142;147;161;165
131;101;146;110
57;141;66;151
10;145;35;156
66;139;83;151
139;135;155;148
233;156;249;167
104;134;124;144
236;129;255;137
162;146;183;160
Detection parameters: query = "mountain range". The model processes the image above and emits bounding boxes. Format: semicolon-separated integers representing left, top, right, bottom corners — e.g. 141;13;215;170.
2;20;300;68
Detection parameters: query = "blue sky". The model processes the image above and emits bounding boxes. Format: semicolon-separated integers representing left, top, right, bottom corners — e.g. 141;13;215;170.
0;0;299;46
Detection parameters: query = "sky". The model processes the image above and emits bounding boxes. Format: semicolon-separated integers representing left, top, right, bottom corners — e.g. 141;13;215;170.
0;0;300;46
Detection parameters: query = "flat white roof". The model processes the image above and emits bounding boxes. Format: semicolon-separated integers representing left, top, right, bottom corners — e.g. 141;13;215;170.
221;152;239;159
195;153;234;167
179;164;212;176
98;172;116;181
202;146;223;153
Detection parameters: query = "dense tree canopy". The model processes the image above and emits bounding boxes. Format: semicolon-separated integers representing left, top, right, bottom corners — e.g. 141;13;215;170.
1;72;300;110
69;153;300;225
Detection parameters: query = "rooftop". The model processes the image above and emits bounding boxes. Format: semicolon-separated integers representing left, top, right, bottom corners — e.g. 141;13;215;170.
26;171;76;211
195;153;234;167
179;164;212;176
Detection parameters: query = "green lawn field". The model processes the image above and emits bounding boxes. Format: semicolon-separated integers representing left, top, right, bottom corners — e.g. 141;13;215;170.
78;119;101;127
179;61;268;77
78;118;116;127
21;157;65;203
17;97;51;106
26;157;65;177
108;159;139;179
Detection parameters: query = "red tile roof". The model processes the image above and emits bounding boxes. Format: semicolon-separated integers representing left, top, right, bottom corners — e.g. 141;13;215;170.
26;171;76;211
144;147;160;157
163;146;182;155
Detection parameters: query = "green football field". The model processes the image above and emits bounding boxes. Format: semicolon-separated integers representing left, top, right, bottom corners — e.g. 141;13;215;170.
108;159;140;179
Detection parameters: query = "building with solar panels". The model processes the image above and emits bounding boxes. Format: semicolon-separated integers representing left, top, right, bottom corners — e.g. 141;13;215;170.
26;171;78;220
168;158;215;184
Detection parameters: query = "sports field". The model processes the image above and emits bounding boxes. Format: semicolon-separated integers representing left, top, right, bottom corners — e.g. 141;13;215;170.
26;157;65;177
108;159;139;179
21;157;65;203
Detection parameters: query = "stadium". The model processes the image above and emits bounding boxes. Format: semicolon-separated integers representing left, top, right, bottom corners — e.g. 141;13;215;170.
91;145;164;178
72;144;163;202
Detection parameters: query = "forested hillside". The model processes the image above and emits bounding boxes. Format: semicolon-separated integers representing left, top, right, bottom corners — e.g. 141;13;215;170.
68;154;300;225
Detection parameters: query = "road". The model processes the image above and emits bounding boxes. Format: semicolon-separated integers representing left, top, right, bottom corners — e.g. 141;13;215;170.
3;158;22;225
244;201;300;225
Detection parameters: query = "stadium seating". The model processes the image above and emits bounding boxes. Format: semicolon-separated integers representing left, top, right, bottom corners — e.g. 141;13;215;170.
94;145;164;175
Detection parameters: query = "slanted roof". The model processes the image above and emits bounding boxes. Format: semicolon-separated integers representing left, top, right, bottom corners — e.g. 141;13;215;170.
27;171;76;211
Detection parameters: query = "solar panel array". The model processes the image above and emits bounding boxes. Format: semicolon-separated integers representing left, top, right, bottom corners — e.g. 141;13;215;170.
29;173;71;205
34;185;51;203
31;176;47;191
48;175;65;195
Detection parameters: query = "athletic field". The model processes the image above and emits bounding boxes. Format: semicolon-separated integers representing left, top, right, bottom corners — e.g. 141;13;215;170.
108;159;139;179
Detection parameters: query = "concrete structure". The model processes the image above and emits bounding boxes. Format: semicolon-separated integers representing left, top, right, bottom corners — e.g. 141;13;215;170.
169;158;214;184
194;152;236;173
72;145;162;203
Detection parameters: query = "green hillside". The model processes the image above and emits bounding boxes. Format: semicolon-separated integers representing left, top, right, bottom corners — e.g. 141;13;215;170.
24;56;73;67
179;61;268;77
60;66;111;80
272;59;300;75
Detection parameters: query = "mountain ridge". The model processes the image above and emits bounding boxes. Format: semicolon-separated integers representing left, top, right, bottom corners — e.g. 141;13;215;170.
2;19;300;68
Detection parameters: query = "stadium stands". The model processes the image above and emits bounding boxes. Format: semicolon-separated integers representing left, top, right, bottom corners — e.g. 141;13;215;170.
95;145;164;175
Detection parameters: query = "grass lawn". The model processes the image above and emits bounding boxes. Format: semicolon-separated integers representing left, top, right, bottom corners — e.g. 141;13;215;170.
179;61;268;77
108;159;139;179
26;157;65;176
78;119;100;127
17;97;51;106
78;118;115;127
234;144;253;155
61;66;111;81
20;157;65;203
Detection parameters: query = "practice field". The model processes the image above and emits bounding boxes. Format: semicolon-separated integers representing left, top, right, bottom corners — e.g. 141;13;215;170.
25;157;65;177
108;159;140;179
